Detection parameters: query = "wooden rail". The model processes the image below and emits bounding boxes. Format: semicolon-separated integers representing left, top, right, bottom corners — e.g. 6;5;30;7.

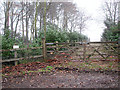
0;46;42;52
46;41;118;45
89;41;118;44
1;45;43;65
1;40;119;65
1;55;43;63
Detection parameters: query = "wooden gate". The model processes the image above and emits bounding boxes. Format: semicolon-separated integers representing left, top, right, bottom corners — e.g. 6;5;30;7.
74;41;119;61
46;41;119;61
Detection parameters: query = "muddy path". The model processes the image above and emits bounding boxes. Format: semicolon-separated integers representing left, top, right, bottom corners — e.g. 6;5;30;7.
2;70;119;88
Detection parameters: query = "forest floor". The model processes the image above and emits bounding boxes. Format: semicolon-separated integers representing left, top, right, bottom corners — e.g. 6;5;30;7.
2;53;120;88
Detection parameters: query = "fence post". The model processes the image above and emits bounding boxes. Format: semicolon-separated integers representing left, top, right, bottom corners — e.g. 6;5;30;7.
56;41;58;52
42;38;46;62
72;40;73;47
118;37;120;60
83;42;86;61
67;40;70;51
67;40;69;46
14;49;18;65
75;40;76;47
67;40;69;43
13;43;19;65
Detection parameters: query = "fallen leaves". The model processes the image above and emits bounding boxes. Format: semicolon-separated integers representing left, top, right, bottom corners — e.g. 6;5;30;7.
2;62;49;75
61;53;65;55
2;56;70;77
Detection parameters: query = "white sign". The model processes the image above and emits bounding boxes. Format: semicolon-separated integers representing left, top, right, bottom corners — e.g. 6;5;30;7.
13;45;19;49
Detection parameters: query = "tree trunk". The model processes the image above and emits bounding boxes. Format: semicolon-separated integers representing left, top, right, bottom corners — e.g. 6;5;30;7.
4;2;10;35
35;2;38;39
39;15;42;31
43;2;47;40
26;3;28;44
70;21;72;32
113;3;117;25
118;2;120;30
63;10;68;31
15;14;20;38
57;16;59;30
11;3;13;38
30;19;35;41
63;10;66;30
22;2;25;42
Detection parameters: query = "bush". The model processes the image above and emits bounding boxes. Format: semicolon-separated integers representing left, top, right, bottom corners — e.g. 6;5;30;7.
102;26;119;41
38;24;88;43
2;35;15;59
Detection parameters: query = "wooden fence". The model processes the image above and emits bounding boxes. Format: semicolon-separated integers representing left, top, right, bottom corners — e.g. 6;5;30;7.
1;38;120;65
0;46;43;65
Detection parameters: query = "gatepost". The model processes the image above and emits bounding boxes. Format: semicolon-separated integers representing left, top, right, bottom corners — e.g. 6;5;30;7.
42;38;46;62
13;43;19;65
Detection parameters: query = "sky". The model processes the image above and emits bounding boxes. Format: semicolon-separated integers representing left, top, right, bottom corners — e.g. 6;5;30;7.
74;0;106;41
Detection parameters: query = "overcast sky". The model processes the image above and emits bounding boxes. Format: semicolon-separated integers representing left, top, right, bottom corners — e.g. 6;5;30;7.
74;0;106;41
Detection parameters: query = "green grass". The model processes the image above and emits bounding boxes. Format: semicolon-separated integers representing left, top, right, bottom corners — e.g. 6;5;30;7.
45;66;53;70
26;66;53;74
2;74;8;78
19;59;45;64
118;65;120;68
59;60;119;71
109;62;113;66
27;69;51;73
68;62;73;65
22;71;26;75
2;65;54;77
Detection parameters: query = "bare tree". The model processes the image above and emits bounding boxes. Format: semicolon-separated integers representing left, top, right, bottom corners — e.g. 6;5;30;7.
103;1;118;25
35;2;38;39
21;2;25;42
118;1;120;29
77;12;90;34
4;2;11;36
10;2;14;38
2;1;89;43
25;2;30;44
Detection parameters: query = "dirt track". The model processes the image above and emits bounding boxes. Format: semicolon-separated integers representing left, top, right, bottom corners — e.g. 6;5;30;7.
2;70;119;88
